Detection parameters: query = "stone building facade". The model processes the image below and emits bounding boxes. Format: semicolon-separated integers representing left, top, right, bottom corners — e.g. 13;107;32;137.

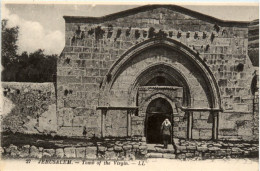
56;5;259;142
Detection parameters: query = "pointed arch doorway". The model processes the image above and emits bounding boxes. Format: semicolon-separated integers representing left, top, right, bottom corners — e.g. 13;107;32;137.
146;98;173;144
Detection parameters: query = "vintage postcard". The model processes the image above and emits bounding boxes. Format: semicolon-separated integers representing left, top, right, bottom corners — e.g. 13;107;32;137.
0;1;259;171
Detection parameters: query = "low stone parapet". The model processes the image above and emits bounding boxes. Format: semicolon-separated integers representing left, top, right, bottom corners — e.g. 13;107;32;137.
1;138;258;160
1;139;148;160
173;138;259;159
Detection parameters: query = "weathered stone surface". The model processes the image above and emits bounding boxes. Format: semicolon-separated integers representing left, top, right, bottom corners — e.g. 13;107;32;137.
186;152;195;158
141;137;146;142
177;153;186;159
139;145;147;150
125;152;136;160
132;144;139;149
55;148;64;158
176;145;187;152
5;144;17;154
231;147;243;152
2;82;56;134
208;147;221;151
216;150;227;156
186;146;196;150
140;150;148;155
43;149;55;158
29;146;42;158
76;147;86;158
173;138;179;145
6;144;19;157
147;153;163;158
64;147;76;158
18;145;30;158
97;146;107;152
85;147;97;159
0;147;5;154
123;145;132;151
163;153;176;159
114;145;123;152
105;151;117;160
197;146;208;152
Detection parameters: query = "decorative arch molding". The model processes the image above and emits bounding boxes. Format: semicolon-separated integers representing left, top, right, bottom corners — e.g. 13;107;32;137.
139;92;178;116
103;37;221;109
132;63;190;88
130;63;191;106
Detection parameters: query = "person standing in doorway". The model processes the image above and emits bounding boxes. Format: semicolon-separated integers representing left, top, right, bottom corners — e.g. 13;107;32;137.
160;118;172;149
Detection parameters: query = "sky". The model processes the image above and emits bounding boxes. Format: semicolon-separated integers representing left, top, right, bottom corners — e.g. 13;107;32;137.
1;2;259;55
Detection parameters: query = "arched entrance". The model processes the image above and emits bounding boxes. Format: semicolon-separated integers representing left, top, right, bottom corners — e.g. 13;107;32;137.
146;98;173;144
101;38;222;140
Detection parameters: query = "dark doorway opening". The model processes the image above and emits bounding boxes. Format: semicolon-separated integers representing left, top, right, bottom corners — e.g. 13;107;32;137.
145;98;173;144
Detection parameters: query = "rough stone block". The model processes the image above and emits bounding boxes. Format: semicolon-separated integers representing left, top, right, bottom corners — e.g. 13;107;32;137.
114;145;123;152
192;129;200;139
97;146;107;152
176;145;187;152
173;138;179;145
6;144;19;157
147;153;163;158
43;149;55;158
197;146;208;152
19;145;30;158
186;152;195;158
76;147;86;158
55;148;64;158
199;129;212;139
193;120;212;129
176;153;186;159
123;145;132;151
105;151;118;160
132;144;140;149
216;150;227;156
29;146;42;158
208;147;220;151
186;145;196;150
64;147;76;158
139;145;147;150
85;147;97;159
163;153;176;159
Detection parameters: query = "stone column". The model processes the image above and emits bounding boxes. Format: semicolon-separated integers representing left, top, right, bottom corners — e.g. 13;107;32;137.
101;109;107;138
127;109;135;137
212;111;219;140
187;111;193;139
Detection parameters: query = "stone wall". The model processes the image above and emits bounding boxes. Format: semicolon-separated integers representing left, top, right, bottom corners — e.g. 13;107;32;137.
1;82;57;134
104;109;128;137
173;138;258;159
192;112;212;139
57;5;257;140
2;137;258;160
1;137;148;160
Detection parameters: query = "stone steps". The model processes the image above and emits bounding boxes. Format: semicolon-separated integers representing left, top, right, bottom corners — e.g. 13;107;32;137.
147;152;176;159
146;144;176;159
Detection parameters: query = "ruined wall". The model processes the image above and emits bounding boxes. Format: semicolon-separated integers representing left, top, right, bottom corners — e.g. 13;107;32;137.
1;82;57;135
58;6;257;140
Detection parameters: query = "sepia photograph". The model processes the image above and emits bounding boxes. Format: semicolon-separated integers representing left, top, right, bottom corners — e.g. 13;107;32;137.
0;1;259;171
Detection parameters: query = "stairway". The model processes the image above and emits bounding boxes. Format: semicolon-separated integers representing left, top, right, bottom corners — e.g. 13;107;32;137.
146;144;176;159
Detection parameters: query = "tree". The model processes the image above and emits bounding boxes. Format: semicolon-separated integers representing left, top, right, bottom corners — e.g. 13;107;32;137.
1;19;57;82
1;19;19;66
